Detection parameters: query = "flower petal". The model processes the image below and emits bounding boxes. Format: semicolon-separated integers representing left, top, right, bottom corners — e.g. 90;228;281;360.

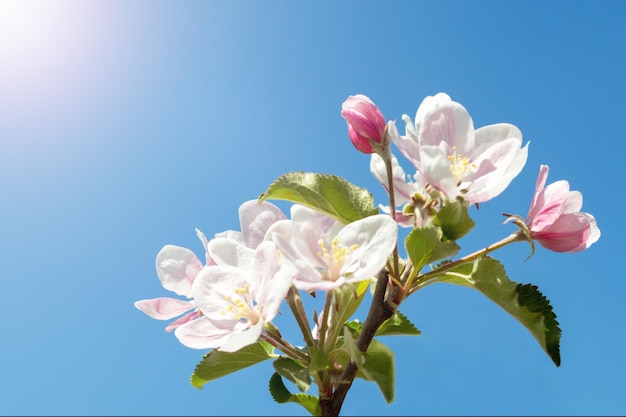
192;264;250;320
529;180;570;231
370;153;414;205
337;214;398;284
174;316;238;350
418;101;474;152
238;200;286;249
208;238;254;270
218;320;265;353
533;212;597;253
156;245;203;297
134;297;196;320
165;311;200;332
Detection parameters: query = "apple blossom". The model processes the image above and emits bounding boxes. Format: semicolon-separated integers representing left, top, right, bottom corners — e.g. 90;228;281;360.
134;229;212;332
341;94;387;154
174;239;294;352
215;199;286;248
272;205;398;291
395;93;529;204
525;165;600;253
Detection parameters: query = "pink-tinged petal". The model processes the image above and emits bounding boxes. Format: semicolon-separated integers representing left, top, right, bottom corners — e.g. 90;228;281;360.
378;204;416;228
156;245;203;297
529;180;570;231
370;153;413;205
527;164;550;218
174;316;238;350
218;320;265;353
134;297;196;320
238;200;286;249
165;311;200;332
533;212;595;253
418;101;474;152
562;190;583;214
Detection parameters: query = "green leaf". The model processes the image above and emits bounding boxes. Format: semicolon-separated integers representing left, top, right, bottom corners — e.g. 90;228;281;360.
258;172;378;224
376;310;421;336
355;338;396;403
341;322;396;404
330;280;369;343
306;345;329;373
273;357;311;392
190;341;277;389
438;256;561;366
434;198;475;240
341;326;366;369
269;372;321;416
405;225;460;272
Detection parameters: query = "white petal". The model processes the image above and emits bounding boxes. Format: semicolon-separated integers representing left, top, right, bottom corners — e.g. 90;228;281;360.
174;316;237;350
264;219;292;243
337;215;398;283
418;100;474;152
239;200;286;249
156;245;203;297
370;153;413;205
207;238;254;270
192;264;250;320
418;146;460;199
463;140;529;203
473;123;522;156
218;320;264;353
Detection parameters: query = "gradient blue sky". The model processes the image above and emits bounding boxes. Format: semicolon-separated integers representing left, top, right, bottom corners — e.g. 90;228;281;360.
1;1;624;415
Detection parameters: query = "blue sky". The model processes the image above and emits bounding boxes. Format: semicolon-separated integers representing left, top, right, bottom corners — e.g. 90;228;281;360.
1;1;623;415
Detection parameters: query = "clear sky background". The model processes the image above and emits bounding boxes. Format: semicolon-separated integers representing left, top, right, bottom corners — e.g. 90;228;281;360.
1;1;623;415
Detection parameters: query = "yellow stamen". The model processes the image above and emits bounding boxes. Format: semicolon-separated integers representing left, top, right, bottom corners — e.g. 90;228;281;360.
448;146;477;181
219;284;261;324
317;237;359;281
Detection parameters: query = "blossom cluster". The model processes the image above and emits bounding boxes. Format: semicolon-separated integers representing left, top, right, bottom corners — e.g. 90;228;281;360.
135;200;397;351
137;92;600;357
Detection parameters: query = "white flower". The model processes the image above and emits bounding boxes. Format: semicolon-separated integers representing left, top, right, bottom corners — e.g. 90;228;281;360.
174;240;294;352
395;93;529;204
272;205;397;291
134;229;211;332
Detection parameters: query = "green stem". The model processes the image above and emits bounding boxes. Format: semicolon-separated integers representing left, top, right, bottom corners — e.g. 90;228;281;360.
409;230;524;294
381;147;400;277
318;290;334;353
261;326;309;365
286;285;316;348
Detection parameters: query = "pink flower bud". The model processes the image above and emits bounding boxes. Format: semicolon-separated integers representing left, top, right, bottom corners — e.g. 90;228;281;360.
525;165;600;253
341;94;386;154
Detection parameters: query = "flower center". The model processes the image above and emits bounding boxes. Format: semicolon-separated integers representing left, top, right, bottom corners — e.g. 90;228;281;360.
447;146;477;182
220;284;261;325
317;237;358;281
